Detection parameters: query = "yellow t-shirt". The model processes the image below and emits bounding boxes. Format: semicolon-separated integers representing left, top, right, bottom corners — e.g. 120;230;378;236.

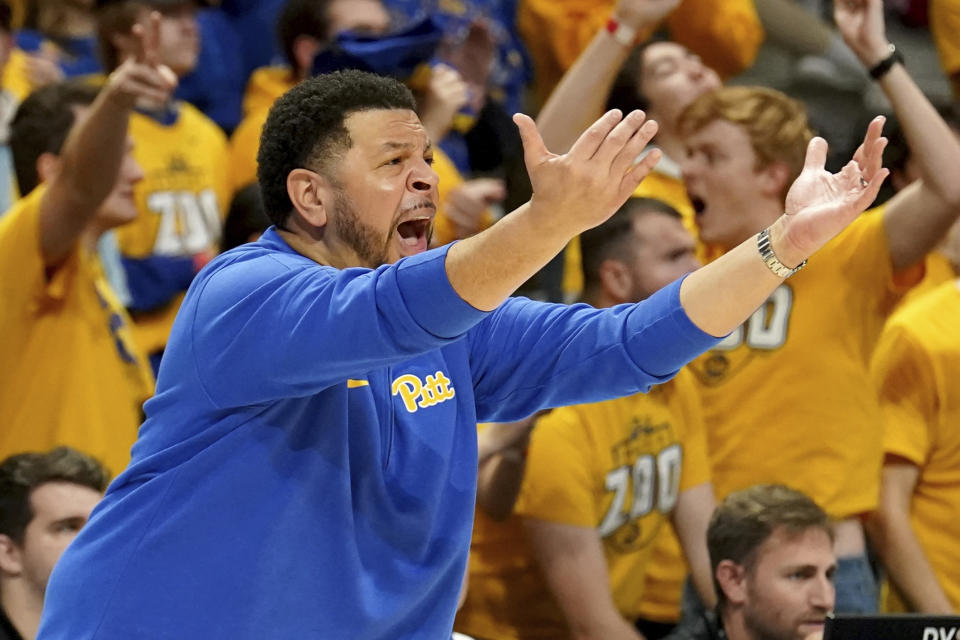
228;105;269;196
242;66;297;117
930;0;960;94
116;103;230;355
0;186;154;475
229;67;298;196
517;0;762;106
1;48;33;102
455;370;710;639
687;207;920;517
872;280;960;612
899;250;957;308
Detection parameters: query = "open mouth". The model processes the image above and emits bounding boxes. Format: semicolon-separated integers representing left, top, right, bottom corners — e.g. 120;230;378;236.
691;196;706;216
396;217;431;248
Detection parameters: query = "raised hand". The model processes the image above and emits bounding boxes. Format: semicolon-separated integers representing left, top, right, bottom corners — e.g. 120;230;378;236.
614;0;683;30
514;109;660;235
418;64;470;142
834;0;890;66
443;178;506;237
776;117;888;265
105;12;178;109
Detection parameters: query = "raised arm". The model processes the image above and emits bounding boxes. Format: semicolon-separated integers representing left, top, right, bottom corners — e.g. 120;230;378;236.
39;14;176;266
536;0;681;154
836;0;960;271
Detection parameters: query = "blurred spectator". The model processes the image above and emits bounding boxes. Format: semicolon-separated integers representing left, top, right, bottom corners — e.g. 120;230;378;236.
96;0;229;373
456;199;715;640
220;182;268;251
175;4;246;133
1;0;101;103
0;447;109;640
517;0;762;108
229;0;503;246
929;0;960;99
665;484;835;640
676;0;960;613
383;0;532;122
228;0;392;195
0;1;18;212
868;272;960;613
534;0;723;298
0;18;175;474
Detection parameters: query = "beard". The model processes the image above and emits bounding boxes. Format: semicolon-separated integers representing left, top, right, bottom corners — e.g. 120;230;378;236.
332;189;392;268
743;602;818;640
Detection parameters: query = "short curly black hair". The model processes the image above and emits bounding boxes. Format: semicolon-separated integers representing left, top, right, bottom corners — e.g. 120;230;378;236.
257;69;417;227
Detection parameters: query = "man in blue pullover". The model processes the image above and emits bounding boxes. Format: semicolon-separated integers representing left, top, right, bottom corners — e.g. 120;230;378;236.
39;69;888;639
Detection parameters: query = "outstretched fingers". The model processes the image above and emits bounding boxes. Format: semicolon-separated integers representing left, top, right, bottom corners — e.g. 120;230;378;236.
853;166;889;211
803;136;829;172
567;109;623;161
622;147;662;196
514;113;552;169
607;112;658;176
852;116;886;176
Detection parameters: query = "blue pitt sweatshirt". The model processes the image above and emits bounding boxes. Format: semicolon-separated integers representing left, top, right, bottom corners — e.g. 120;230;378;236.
38;228;718;639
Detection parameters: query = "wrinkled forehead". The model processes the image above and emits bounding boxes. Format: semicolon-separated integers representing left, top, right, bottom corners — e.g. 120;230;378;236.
343;108;430;151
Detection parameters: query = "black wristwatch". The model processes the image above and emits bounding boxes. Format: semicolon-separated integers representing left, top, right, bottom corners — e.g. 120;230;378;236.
869;43;904;80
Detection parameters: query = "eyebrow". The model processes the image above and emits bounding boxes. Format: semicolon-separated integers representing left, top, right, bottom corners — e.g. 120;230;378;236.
379;140;433;153
49;516;85;528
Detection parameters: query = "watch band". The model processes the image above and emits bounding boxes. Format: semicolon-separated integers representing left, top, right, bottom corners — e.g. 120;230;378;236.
869;43;903;80
757;228;806;278
605;18;637;47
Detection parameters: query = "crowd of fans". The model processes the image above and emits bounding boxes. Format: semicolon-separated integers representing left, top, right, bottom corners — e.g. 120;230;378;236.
0;0;957;638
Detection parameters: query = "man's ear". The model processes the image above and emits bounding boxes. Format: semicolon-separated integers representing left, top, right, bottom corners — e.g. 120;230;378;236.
597;258;632;304
36;151;61;184
715;560;748;606
0;534;23;576
287;168;331;229
759;161;791;199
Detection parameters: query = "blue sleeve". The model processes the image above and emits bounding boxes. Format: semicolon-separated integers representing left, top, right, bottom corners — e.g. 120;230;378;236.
190;244;488;407
121;255;197;311
467;276;721;422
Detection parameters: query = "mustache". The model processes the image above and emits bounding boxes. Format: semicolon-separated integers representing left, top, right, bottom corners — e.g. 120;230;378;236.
398;199;437;216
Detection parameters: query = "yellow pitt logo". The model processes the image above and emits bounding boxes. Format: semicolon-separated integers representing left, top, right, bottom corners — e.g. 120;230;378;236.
391;371;456;413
